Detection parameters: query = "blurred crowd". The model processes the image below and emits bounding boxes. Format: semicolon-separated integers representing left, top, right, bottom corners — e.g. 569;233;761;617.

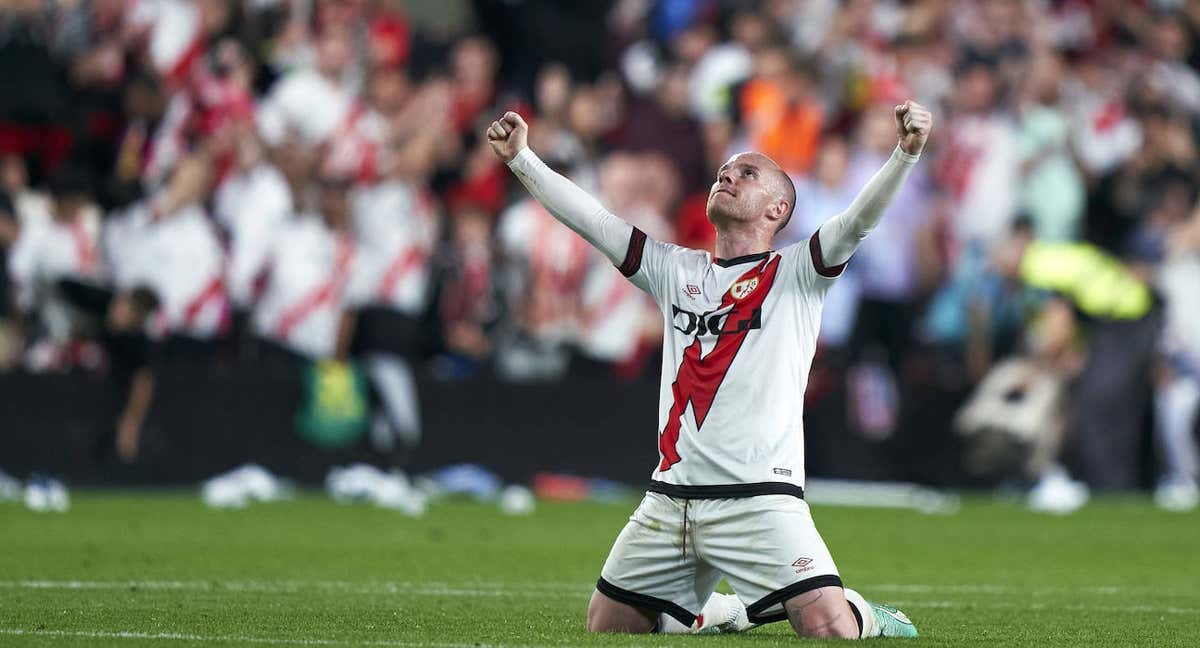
0;0;1198;502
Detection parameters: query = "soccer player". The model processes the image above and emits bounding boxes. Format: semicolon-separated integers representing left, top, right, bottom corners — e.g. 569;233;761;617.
487;99;931;639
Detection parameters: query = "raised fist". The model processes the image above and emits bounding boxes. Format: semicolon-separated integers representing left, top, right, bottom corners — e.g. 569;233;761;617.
894;100;933;157
486;111;529;163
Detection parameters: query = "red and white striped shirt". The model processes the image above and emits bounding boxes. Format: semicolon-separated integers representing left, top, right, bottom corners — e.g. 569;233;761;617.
252;215;369;359
352;181;439;316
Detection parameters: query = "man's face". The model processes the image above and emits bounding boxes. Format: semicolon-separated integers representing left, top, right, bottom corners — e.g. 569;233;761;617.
706;152;789;232
317;32;351;78
107;294;145;332
993;233;1030;282
52;195;88;223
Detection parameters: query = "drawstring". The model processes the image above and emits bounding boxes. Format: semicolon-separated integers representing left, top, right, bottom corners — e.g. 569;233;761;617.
682;500;689;559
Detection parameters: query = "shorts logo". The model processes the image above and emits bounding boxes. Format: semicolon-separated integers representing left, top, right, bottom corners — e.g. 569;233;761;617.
792;557;814;574
773;467;792;476
729;277;759;300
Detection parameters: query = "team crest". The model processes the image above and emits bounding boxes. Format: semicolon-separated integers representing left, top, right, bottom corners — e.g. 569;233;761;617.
729;277;759;300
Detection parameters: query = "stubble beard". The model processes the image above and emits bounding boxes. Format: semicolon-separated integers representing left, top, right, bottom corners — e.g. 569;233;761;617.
706;192;753;232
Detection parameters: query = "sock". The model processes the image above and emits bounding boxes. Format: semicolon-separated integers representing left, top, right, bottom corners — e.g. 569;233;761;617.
843;588;880;638
656;614;692;634
657;592;742;634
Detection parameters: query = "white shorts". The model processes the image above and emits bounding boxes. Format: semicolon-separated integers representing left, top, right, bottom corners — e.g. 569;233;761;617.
597;492;841;626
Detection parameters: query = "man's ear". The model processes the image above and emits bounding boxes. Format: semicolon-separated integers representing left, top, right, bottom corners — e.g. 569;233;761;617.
768;199;788;224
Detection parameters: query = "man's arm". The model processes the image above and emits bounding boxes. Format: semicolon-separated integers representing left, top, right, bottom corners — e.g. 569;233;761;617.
116;367;155;463
487;112;634;267
816;101;932;268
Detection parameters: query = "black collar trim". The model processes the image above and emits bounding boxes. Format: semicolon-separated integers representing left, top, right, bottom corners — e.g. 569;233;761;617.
714;251;770;267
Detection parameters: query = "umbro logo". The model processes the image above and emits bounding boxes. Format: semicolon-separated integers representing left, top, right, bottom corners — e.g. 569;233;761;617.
792;557;814;573
682;284;701;300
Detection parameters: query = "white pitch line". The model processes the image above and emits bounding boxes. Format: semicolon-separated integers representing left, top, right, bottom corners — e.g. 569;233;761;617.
6;579;1182;598
3;595;1199;648
0;628;509;647
0;579;592;598
2;580;1196;615
883;599;1199;616
1;579;1191;597
866;583;1195;596
0;629;678;648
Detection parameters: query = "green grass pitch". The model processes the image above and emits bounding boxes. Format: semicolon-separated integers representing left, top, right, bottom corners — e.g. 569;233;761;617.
0;492;1196;647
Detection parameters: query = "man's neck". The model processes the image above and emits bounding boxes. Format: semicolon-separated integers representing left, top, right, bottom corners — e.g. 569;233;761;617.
714;227;772;261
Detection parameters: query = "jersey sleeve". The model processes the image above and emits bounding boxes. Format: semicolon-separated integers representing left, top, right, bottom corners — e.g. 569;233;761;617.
779;234;846;295
787;146;920;291
615;228;694;305
814;145;919;268
505;147;698;306
505;148;632;265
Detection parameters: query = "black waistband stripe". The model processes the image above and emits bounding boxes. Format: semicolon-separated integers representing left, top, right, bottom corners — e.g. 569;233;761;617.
647;480;805;500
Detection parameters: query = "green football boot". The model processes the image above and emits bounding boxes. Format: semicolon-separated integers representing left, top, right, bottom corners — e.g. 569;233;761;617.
870;602;918;638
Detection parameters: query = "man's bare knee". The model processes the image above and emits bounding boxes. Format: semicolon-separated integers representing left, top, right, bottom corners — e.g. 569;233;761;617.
783;586;858;640
586;589;656;634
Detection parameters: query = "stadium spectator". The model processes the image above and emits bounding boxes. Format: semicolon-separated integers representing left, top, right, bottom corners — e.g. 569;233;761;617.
1016;49;1084;243
576;153;673;378
494;172;593;381
777;136;861;356
105;154;228;356
936;58;1020;256
1127;171;1200;510
347;163;440;463
84;155;226;464
7;167;104;371
258;26;360;150
527;63;587;171
737;47;824;176
251;169;366;365
992;223;1163;492
1;0;1198;499
614;61;708;194
436;201;499;377
0;189;15;367
843;104;939;439
213;125;294;314
2;154;52;228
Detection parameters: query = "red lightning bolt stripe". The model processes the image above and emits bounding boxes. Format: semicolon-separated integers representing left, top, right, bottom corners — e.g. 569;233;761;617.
658;255;781;471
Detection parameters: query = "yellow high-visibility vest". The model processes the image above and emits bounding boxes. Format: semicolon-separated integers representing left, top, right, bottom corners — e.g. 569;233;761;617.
1018;241;1153;320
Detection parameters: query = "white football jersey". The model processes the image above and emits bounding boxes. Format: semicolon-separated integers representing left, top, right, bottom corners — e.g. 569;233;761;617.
621;231;843;498
106;202;228;339
8;207;103;313
351;181;439;316
252;215;370;359
214;163;294;308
